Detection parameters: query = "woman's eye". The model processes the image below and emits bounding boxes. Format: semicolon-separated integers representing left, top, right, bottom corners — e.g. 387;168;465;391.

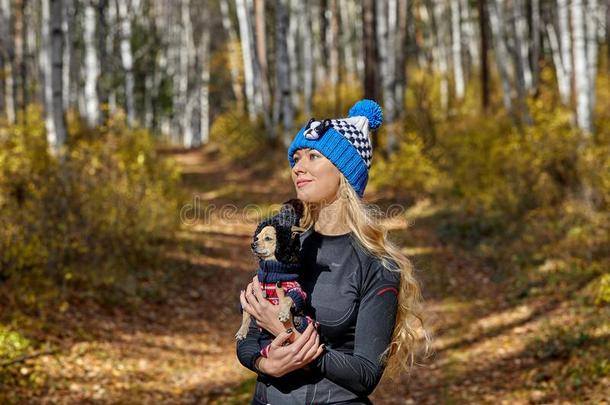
310;153;319;160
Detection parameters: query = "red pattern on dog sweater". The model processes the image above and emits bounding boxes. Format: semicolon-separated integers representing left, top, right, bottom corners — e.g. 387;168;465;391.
261;281;307;305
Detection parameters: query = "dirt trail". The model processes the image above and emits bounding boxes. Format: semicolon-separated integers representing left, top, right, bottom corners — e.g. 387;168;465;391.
13;147;607;404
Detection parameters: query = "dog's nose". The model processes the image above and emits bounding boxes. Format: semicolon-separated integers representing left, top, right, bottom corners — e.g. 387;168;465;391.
251;242;257;250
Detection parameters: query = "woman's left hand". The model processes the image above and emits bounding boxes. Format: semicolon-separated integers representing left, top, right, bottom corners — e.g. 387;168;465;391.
240;275;293;337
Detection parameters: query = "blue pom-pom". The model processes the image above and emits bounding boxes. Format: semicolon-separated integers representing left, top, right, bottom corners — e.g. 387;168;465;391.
348;99;383;129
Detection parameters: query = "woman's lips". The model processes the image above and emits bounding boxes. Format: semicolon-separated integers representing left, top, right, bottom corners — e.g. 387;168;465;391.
296;179;312;188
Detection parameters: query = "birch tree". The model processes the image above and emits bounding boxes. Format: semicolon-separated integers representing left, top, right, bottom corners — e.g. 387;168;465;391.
572;0;593;133
328;0;340;101
235;0;261;121
363;0;379;103
311;0;325;87
41;0;67;155
429;0;450;111
116;0;135;125
0;0;15;123
461;0;480;74
451;0;465;100
488;0;513;112
585;0;599;111
83;0;100;126
180;0;195;147
198;5;211;146
298;0;313;116
478;0;490;110
254;0;272;131
273;0;294;145
557;0;572;105
219;0;244;109
287;0;300;109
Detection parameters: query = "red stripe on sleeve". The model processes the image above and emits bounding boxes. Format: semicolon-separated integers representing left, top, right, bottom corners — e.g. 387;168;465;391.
376;287;398;296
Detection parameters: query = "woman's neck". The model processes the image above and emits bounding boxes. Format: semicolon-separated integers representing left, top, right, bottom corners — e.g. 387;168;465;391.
312;196;351;236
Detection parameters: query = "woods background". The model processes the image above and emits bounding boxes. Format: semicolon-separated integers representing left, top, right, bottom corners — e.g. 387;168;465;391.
1;0;609;404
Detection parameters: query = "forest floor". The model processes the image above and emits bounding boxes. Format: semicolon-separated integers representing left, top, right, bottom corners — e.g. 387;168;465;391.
3;146;608;404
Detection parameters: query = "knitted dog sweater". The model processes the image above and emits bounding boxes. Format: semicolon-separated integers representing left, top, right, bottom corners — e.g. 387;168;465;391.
256;260;314;357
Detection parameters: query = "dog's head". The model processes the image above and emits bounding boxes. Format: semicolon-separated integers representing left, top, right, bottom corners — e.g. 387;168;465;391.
251;199;305;264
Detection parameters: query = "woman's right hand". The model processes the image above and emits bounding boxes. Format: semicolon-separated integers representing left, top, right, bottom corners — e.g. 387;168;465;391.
257;322;325;378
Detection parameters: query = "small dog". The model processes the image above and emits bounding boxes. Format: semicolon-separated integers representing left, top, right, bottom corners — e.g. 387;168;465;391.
235;198;314;351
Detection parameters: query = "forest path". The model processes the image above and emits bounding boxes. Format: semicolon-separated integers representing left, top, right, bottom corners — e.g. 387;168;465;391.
17;146;606;404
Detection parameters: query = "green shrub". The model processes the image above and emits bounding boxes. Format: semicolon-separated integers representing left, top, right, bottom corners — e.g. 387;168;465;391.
209;109;267;163
0;105;181;307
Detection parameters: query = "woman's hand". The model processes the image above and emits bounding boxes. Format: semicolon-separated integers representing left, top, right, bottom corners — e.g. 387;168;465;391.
240;275;292;337
257;322;325;378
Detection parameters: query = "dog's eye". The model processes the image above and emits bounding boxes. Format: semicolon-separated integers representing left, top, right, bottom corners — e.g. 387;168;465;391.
264;236;272;241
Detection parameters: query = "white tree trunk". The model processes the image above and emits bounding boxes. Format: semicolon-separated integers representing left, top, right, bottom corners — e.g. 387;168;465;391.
432;0;449;111
0;0;15;123
557;0;572;105
116;0;135;126
530;0;540;91
42;0;67;155
509;0;533;124
181;0;195;147
311;1;325;86
351;0;364;81
106;0;117;113
512;0;532;93
298;0;313;116
585;0;599;111
572;0;593;133
451;0;465;99
83;1;99;126
219;0;244;108
199;11;211;146
460;0;479;72
545;22;571;106
235;0;259;120
488;0;513;111
273;0;293;145
394;0;408;114
328;0;339;88
61;0;72;111
339;0;355;78
287;0;300;108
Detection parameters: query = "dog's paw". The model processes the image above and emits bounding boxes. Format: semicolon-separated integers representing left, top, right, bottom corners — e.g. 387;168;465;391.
235;330;248;340
278;310;291;323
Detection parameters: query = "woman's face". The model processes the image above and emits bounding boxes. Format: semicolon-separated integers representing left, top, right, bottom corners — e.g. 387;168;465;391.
291;148;341;205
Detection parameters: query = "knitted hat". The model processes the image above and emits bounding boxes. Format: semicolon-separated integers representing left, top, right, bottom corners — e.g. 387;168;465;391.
287;99;383;198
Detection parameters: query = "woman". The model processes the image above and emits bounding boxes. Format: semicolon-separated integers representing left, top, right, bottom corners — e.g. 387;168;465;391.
237;100;430;404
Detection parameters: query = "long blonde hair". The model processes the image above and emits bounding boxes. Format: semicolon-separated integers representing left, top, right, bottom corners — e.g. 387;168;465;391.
299;175;432;380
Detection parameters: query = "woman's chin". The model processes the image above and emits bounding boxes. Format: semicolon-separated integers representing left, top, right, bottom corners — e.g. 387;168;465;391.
296;188;317;203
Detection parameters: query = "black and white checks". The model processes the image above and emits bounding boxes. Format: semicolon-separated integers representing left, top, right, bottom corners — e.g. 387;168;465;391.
329;119;373;169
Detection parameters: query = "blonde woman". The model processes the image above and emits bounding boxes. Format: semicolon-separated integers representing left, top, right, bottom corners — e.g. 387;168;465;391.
237;100;430;404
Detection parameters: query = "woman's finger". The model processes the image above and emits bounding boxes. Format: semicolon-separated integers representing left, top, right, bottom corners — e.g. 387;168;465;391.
288;322;315;353
240;290;254;315
298;329;319;359
251;276;266;301
270;328;294;349
303;335;322;363
246;281;258;303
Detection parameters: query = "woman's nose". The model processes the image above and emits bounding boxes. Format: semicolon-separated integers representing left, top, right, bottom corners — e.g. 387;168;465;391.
293;159;306;173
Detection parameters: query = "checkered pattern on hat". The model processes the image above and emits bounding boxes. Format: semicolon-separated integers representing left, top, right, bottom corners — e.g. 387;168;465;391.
329;119;373;169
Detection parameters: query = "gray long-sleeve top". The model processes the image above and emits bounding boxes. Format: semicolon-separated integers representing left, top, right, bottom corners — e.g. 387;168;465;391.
236;227;401;404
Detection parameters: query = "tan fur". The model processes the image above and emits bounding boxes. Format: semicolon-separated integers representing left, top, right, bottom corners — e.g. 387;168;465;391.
236;224;304;342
